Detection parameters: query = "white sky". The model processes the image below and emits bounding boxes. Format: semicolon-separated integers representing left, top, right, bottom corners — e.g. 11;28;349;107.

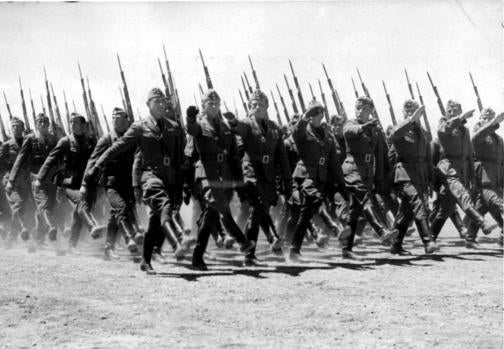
0;0;502;132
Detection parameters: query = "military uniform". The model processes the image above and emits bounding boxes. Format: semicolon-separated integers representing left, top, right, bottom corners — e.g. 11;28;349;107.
290;102;345;258
0;118;34;242
9;114;59;243
464;109;504;244
227;90;291;263
186;90;253;270
37;113;100;249
388;101;437;254
430;101;498;239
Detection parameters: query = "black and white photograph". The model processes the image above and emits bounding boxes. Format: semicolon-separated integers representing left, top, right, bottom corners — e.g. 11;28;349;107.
0;1;502;347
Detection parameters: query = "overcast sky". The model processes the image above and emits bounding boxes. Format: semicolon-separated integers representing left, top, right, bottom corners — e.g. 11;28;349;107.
0;0;502;133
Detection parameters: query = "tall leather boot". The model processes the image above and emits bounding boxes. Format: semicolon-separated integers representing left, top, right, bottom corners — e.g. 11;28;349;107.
319;205;342;237
449;210;468;239
390;223;411;255
81;210;106;239
259;215;282;254
465;206;499;236
340;220;363;261
415;218;437;253
192;221;212;271
43;211;58;241
429;216;445;242
119;220;139;253
220;210;254;254
161;220;186;260
362;206;398;246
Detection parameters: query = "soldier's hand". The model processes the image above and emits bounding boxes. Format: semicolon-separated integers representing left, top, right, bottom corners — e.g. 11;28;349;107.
223;112;237;122
186;106;199;123
411;105;425;123
79;185;88;200
33;179;41;190
461;109;475;121
362;119;379;132
133;186;143;204
495;112;504;124
5;181;13;195
84;166;100;185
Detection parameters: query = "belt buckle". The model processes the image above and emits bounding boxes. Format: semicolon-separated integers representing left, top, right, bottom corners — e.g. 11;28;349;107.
217;153;224;163
163;157;171;166
318;157;326;165
262;155;270;164
365;154;371;163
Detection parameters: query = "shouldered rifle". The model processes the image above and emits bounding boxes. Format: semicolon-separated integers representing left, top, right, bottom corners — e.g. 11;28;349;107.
276;83;290;122
118;86;127;111
322;63;343;117
357;68;382;125
198;83;204;98
239;90;248;113
426;71;445;116
101;104;111;133
233;99;239;118
0;109;8;141
158;57;170;98
28;88;36;124
3;91;12;119
43;67;56;127
162;45;174;98
469;72;483;112
193;94;199;106
241;75;250;100
40;95;46;116
248;55;260;89
243;72;253;94
18;77;31;131
86;76;103;138
318;79;330;123
78;63;91;121
289;59;306;112
72;100;76;113
382;80;397;126
284;73;299;114
308;83;315;102
404;68;415;100
199;49;213;89
270;90;282;125
416;82;432;140
163;46;183;127
351;77;359;99
63;90;71;133
50;83;65;132
116;54;134;123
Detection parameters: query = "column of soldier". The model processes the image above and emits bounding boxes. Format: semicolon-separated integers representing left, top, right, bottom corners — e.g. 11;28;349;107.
0;52;502;275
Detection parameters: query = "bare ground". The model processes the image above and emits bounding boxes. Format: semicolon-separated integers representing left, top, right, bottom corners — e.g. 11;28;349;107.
0;225;502;349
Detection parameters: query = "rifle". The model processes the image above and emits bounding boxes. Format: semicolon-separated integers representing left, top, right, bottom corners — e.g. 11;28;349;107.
0;109;7;141
72;100;76;113
322;63;343;116
63;90;71;133
404;68;415;100
318;79;330;123
193;94;198;106
198;83;204;98
158;57;170;97
308;83;316;102
163;45;183;127
199;49;213;89
469;72;483;112
289;59;306;112
28;88;36;125
118;86;127;111
18;77;31;131
101;104;111;133
40;95;46;116
357;68;381;125
382;80;397;126
284;73;299;114
416;82;432;140
351;78;359;98
137;108;142;119
44;67;56;126
276;83;290;122
78;63;91;121
243;72;253;94
241;75;250;100
50;83;65;132
426;71;445;116
86;77;103;137
116;54;134;123
3;91;13;119
239;90;248;114
248;55;260;89
270;90;282;125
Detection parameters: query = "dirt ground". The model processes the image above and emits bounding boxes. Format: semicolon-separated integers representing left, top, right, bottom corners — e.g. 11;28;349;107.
0;221;502;349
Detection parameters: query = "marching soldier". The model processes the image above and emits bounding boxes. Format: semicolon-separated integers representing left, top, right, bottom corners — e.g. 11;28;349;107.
1;117;34;245
34;112;104;253
81;107;143;260
7;113;59;247
85;88;193;274
186;89;254;271
339;97;398;260
430;100;500;241
289;101;345;262
388;100;438;254
225;89;291;266
463;108;504;247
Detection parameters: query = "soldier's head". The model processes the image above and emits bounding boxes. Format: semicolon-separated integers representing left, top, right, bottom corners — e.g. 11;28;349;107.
248;89;269;121
330;114;345;136
69;112;87;136
202;89;221;118
35;113;50;136
111;107;130;134
479;107;495;124
355;96;374;123
305;101;325;127
445;100;462;119
402;99;420;122
280;124;289;138
146;88;169;120
10;117;24;139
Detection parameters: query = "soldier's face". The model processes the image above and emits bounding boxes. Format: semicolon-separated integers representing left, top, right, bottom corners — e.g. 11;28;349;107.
446;106;461;119
36;118;50;135
148;97;168;120
71;118;85;135
249;100;268;120
12;124;24;138
332;121;344;135
113;115;130;134
356;105;372;123
204;100;220;118
480;113;494;124
310;111;324;127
